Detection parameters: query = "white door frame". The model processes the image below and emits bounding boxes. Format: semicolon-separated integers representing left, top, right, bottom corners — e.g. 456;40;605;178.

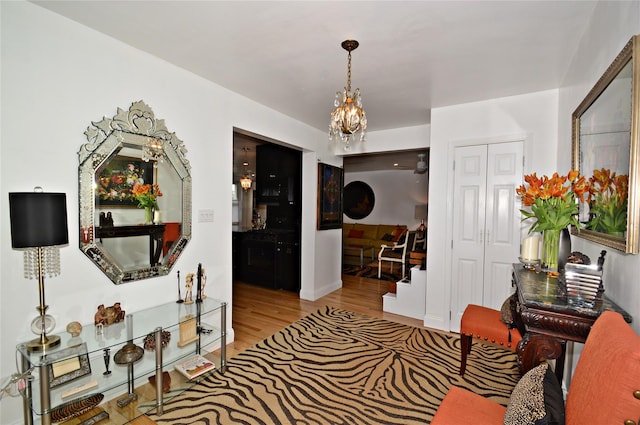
443;133;529;332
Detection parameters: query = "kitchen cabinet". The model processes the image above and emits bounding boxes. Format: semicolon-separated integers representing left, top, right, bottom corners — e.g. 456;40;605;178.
235;230;300;292
256;145;301;206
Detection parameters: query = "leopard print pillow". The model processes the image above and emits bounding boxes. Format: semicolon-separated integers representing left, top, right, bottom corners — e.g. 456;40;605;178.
503;363;548;425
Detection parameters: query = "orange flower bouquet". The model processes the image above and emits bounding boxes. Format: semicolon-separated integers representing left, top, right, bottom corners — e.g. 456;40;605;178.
586;168;628;236
516;170;588;233
132;183;162;224
516;170;588;270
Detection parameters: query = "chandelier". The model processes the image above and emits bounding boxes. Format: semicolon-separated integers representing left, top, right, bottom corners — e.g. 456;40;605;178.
239;147;253;191
142;137;165;166
329;40;367;150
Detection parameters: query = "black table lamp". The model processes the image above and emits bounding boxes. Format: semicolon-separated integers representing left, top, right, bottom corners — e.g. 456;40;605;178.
9;189;68;352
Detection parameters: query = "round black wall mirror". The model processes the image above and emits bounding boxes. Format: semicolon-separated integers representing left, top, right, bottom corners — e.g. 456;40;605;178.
344;181;375;220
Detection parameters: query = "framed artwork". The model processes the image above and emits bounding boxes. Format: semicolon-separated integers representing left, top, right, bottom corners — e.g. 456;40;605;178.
317;163;343;230
95;156;155;208
344;181;375;220
48;343;92;388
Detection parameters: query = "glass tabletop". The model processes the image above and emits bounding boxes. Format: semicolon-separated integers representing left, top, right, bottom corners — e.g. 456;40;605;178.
512;263;632;323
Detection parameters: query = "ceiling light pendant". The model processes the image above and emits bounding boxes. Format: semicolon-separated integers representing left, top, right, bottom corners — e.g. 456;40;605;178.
240;174;252;191
329;40;367;150
239;147;253;191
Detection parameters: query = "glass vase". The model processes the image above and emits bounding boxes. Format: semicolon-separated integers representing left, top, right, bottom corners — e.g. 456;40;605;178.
558;228;571;271
541;228;561;272
144;206;153;225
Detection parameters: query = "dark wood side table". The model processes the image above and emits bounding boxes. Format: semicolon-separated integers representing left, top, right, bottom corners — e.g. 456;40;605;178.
96;224;166;265
512;263;632;382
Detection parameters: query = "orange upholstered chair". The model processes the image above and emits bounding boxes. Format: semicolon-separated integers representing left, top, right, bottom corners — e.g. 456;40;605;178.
459;304;522;375
162;222;181;256
432;310;640;424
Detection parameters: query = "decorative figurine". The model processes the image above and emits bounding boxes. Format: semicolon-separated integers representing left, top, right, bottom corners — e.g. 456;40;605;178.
200;267;207;299
103;348;111;375
94;304;108;326
196;263;203;302
176;270;184;304
94;302;126;326
184;273;194;304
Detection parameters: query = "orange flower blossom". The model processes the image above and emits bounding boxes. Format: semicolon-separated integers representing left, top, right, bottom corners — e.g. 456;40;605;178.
516;170;587;233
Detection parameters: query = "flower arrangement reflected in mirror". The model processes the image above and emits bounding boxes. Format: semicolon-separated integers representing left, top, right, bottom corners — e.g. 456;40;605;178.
132;183;162;224
586;168;628;236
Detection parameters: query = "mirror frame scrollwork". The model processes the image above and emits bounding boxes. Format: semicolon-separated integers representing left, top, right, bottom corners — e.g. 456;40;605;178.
78;101;192;283
571;35;640;254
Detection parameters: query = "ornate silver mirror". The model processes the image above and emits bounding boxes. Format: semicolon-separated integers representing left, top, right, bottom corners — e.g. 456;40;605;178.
79;101;192;283
572;35;640;254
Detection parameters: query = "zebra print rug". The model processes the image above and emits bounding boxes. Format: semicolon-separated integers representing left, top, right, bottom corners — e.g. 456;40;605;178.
149;306;519;424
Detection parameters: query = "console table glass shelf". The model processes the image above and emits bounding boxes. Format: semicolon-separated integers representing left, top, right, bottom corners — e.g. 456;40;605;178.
18;297;226;425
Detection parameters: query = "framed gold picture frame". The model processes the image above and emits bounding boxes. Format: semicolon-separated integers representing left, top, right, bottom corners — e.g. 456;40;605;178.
571;35;640;253
47;343;92;388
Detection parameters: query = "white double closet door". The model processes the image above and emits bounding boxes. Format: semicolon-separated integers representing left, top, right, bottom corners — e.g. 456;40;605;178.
449;141;523;333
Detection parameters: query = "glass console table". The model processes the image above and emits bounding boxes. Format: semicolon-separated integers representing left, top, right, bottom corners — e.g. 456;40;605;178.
18;298;226;425
512;264;631;381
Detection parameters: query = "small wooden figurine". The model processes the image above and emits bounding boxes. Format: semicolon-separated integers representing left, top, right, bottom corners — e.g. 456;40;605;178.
184;273;194;304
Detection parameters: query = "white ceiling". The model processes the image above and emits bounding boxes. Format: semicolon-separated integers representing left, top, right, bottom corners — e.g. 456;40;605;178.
32;1;597;173
32;1;596;132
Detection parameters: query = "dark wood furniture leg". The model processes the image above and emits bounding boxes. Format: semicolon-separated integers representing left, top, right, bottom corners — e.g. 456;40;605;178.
459;333;472;375
517;332;565;382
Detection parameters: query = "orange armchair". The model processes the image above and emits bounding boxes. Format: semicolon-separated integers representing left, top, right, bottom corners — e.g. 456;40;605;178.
432;310;640;424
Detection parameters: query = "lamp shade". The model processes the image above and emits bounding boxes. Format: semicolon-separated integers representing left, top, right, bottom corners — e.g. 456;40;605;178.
9;192;68;248
414;204;428;220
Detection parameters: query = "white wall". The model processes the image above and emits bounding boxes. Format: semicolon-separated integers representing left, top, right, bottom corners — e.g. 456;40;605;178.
556;0;640;386
557;0;640;334
0;3;331;424
335;125;430;157
343;170;428;229
427;89;560;330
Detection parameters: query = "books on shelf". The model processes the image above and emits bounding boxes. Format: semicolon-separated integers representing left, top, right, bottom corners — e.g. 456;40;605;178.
174;354;215;380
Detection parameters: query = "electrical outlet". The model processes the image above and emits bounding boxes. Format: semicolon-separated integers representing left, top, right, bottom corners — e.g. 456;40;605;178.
198;209;214;223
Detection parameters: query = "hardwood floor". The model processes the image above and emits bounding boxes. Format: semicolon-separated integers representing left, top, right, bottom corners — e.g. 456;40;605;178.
225;274;424;358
